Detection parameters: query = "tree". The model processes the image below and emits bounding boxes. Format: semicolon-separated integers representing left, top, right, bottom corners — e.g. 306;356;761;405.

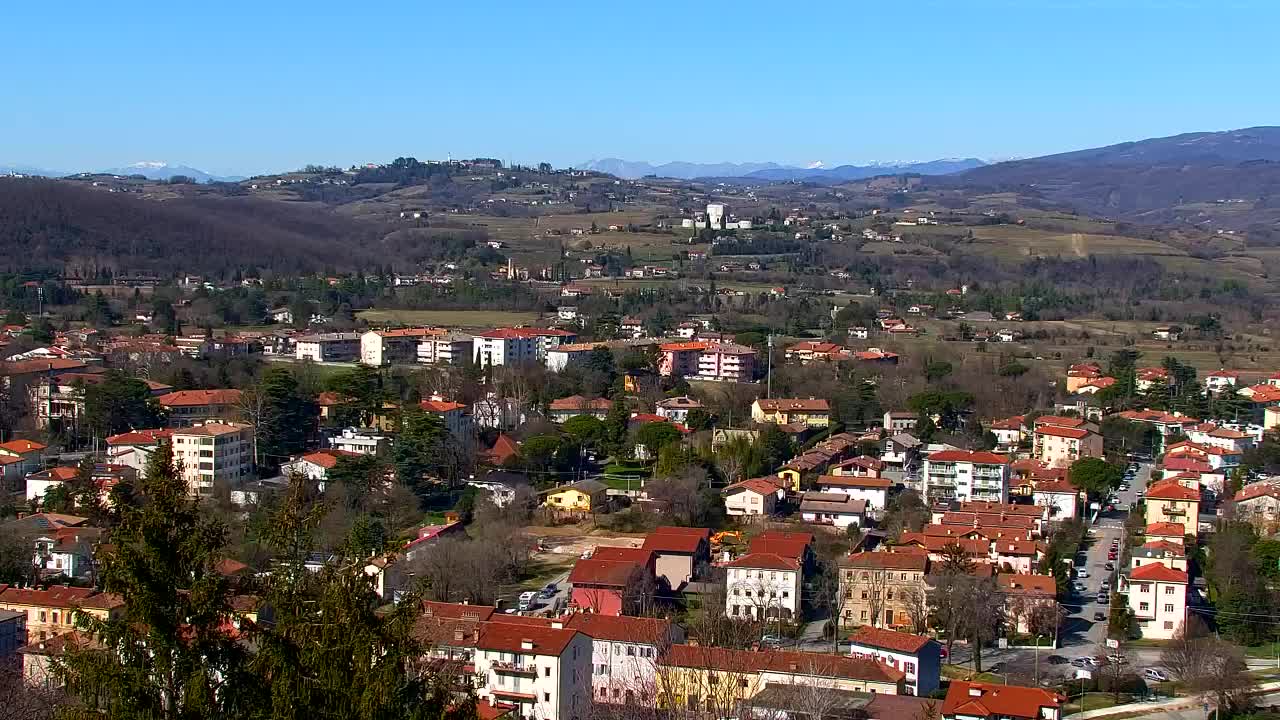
520;435;561;474
252;368;317;473
561;414;605;449
326;366;384;426
80;370;164;442
881;489;929;536
55;441;261;718
393;409;458;501
326;454;388;512
635;422;682;457
962;577;1005;673
1069;457;1123;498
924;360;953;383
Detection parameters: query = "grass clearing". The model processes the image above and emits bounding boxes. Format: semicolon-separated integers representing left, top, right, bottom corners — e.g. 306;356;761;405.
356;309;540;328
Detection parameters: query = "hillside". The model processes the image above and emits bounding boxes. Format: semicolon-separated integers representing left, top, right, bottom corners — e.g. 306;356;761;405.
941;127;1280;237
0;178;389;275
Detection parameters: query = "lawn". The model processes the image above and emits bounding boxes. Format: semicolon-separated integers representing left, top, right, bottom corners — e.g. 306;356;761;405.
356;309;540;328
1064;692;1136;715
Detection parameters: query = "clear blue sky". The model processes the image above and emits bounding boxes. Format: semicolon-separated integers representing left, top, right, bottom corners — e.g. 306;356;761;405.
3;0;1278;176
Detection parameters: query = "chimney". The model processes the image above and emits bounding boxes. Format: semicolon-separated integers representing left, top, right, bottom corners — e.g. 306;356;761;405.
969;687;983;697
520;639;534;651
454;630;465;642
551;621;564;629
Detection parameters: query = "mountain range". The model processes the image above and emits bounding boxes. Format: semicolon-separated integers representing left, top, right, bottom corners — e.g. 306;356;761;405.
1;161;244;183
576;157;987;181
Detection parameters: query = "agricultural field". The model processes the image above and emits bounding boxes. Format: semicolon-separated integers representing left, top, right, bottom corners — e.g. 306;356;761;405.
356;309;541;328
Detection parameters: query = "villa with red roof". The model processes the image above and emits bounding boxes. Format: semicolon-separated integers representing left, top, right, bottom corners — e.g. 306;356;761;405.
641;526;711;591
942;680;1065;720
157;388;243;426
725;552;803;621
1144;478;1201;537
1235;479;1280;528
1032;422;1102;468
722;477;787;518
1119;562;1189;639
849;626;942;696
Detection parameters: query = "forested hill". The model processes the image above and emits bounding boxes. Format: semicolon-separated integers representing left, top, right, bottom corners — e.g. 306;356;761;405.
0;178;389;276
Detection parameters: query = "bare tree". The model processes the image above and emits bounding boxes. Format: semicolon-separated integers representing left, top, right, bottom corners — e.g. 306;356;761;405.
844;566;888;627
1094;642;1131;705
1160;616;1211;684
901;585;931;635
963;576;1006;673
1162;621;1256;717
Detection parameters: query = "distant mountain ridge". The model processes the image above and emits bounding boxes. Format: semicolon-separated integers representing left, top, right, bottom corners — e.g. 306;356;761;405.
98;162;245;183
577;157;986;181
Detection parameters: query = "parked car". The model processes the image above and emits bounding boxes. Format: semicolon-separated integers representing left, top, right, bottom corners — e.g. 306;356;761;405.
1072;582;1088;593
518;591;538;611
1105;562;1115;571
1144;668;1170;682
1097;593;1110;605
761;634;786;647
1076;569;1090;579
1094;611;1107;621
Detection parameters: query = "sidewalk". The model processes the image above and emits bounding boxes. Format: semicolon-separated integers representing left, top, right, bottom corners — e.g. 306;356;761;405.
1066;681;1280;719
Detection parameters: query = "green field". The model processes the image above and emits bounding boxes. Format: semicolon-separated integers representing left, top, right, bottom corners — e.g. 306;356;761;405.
356;309;540;328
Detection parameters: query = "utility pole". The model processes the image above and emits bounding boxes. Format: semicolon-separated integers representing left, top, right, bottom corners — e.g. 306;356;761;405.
766;334;774;399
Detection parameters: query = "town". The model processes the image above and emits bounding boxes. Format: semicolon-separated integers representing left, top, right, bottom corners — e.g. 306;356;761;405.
0;260;1275;720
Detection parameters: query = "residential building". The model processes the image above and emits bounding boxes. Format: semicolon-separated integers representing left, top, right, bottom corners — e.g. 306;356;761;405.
658;341;757;383
32;372;168;432
564;613;683;705
721;477;785;518
329;428;391;456
883;412;918;433
799;492;867;529
295;332;361;362
640;527;711;591
655;396;703;424
543;479;608;515
473;328;576;368
881;433;923;473
1033;424;1103;467
995;573;1059;635
416;332;474;365
545;343;606;372
725;553;803;620
922;451;1011;504
104;428;172;473
472;623;592;720
1203;369;1240;394
1119;563;1188;640
1116;409;1200;453
280;449;362;490
170;421;255;497
838;553;929;629
157;389;243;427
1065;362;1104;393
548;395;613;423
25;466;78;502
1031;478;1081;521
848;626;942;696
1143;478;1200;537
0;438;47;478
988;416;1025;451
815;475;891;515
1234;479;1280;529
569;548;653;616
360;328;442;366
31;522;103;580
942;681;1064;720
420;397;473;438
751;398;831;428
0;585;123;642
0;609;24;661
1131;540;1188;573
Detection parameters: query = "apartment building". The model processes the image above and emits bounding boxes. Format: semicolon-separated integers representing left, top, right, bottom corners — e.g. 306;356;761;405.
360;328;443;366
563;614;684;705
848;626;942;696
0;585;123;642
922;451;1011;504
157;389;243;427
474;328;540;367
545;343;606;372
329;428;391;456
725;553;803;620
838;552;929;629
1119;563;1188;640
1033;424;1103;467
295;332;361;362
170;421;254;497
1143;478;1201;537
416;332;474;366
473;622;592;720
658;341;757;382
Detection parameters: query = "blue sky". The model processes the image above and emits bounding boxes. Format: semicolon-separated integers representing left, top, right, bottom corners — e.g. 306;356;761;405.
3;1;1277;175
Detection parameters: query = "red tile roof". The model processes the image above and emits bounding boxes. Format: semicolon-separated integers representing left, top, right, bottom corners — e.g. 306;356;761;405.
104;428;172;446
420;399;465;413
297;449;362;469
568;558;642;587
485;434;520;465
157;389;242;407
642;528;708;554
589;547;653;565
842;552;928;571
747;537;810;561
563;614;671;644
724;477;785;497
755;398;831;412
1035;425;1090;439
725;552;800;571
1141;539;1186;556
1145;522;1187;538
475;623;581;656
0;584;122;610
660;645;904;684
1162;457;1214;473
1236;481;1280;503
548;395;613;412
1129;563;1188;583
996;573;1056;596
0;438;47;454
849;626;935;654
817;474;892;489
1145;480;1201;501
927;450;1010;464
943;681;1064;720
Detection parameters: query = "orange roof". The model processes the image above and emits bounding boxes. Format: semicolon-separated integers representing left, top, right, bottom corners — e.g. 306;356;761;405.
1236;481;1280;503
316;391;352;406
995;539;1038;556
817;474;892;489
848;626;935;654
105;428;172;445
0;358;87;375
1145;521;1187;538
0;438;46;454
563;614;671;644
724;477;785;497
568;558;642;588
755;398;831;412
420;399;465;413
927;450;1010;464
1032;477;1077;494
0;584;122;611
1141;539;1186;556
485;434;520;465
1130;563;1188;583
157;389;242;407
748;536;811;560
943;681;1064;720
298;449;362;469
642;528;709;554
725;552;800;571
475;623;581;656
659;341;709;352
1035;425;1090;439
660;645;905;684
29;466;78;482
842;552;928;571
548;395;613;411
1145;479;1201;501
996;573;1056;596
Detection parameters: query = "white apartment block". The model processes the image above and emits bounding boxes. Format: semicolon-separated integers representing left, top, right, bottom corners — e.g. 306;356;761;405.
1120;563;1188;640
922;450;1010;504
473;329;540;367
474;623;592;720
170;421;254;497
725;553;802;620
416;332;474;365
295;333;361;362
563;614;684;706
329;428;390;456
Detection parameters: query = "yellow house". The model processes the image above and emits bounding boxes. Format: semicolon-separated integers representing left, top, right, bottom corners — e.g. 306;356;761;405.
1144;478;1201;536
0;585;124;642
543;479;609;513
751;399;831;428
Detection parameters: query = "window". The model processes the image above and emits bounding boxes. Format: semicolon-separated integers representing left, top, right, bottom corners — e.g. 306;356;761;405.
626;647;635;657
1165;586;1176;595
709;675;719;685
1139;602;1150;611
544;667;551;677
1164;604;1175;613
39;611;46;622
861;591;868;599
1164;621;1174;630
782;591;790;599
861;611;868;621
904;662;916;675
543;693;550;703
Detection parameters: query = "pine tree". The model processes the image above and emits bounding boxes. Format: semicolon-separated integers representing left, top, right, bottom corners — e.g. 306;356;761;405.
56;441;262;719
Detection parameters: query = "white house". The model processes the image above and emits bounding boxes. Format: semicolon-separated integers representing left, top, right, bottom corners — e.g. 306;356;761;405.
922;451;1011;504
654;396;703;424
473;623;592;720
1119;563;1188;640
798;492;866;529
725;553;803;620
280;449;362;492
564;614;684;706
848;626;942;697
416;332;474;366
814;475;891;515
329;428;391;456
295;333;360;362
1031;478;1080;521
721;477;784;518
473;328;540;367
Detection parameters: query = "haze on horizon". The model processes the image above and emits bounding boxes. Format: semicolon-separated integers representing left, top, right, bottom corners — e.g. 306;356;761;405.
3;1;1279;176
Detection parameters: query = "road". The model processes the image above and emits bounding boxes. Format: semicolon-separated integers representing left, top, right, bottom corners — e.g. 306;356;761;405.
1097;688;1280;720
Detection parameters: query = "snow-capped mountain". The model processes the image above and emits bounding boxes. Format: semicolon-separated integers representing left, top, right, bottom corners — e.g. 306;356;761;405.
99;162;245;183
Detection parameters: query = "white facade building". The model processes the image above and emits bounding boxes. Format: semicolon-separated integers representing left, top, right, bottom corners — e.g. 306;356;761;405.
922;451;1010;504
295;333;360;362
170;422;255;497
725;553;802;620
473;624;592;720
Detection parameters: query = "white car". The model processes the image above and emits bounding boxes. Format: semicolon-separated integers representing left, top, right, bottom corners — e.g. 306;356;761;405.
1144;668;1170;682
1076;569;1090;579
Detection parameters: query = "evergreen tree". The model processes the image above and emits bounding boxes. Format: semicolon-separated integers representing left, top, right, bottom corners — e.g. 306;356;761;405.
56;441;261;718
392;409;455;503
254;368;317;473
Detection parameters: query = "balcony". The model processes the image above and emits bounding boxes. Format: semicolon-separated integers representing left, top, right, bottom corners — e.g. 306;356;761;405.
490;688;537;701
491;661;539;676
1161;506;1187;517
